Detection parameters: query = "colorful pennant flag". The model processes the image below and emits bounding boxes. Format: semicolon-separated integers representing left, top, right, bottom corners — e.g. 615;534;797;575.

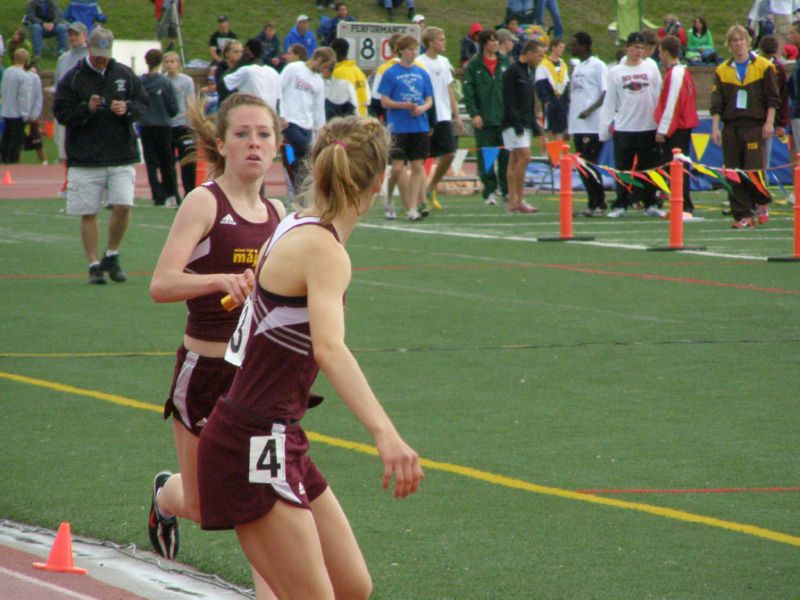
648;170;671;195
284;144;295;165
481;147;500;173
546;140;564;166
691;133;710;160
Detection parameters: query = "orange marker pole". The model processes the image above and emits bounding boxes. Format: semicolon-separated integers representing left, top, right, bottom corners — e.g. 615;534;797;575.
768;152;800;261
195;145;208;188
559;144;573;239
538;144;595;242
648;148;705;252
668;148;684;249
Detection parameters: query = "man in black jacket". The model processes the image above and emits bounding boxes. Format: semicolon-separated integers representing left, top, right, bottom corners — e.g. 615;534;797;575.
502;40;545;213
53;27;148;284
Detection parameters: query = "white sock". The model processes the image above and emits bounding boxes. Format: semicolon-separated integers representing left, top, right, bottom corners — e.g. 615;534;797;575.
155;487;176;519
105;249;118;258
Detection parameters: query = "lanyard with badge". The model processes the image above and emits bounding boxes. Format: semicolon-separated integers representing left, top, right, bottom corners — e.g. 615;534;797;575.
735;55;750;109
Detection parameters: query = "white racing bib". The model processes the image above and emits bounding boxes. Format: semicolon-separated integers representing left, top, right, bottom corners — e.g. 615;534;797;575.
225;296;253;367
249;433;287;484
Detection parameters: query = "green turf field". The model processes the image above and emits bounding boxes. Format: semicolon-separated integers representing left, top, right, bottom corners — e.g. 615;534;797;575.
1;191;798;598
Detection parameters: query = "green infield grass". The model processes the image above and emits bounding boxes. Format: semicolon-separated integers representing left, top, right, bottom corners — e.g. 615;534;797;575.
1;190;798;598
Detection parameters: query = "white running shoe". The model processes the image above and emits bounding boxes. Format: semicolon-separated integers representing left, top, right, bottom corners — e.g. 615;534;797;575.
607;207;627;218
407;208;421;221
484;193;498;205
384;202;396;220
643;205;666;218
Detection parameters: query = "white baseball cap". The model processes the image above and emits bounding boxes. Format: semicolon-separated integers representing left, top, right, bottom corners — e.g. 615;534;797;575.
412;14;425;24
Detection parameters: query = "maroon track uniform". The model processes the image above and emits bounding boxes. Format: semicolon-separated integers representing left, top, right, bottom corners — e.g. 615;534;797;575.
163;181;282;435
197;214;339;530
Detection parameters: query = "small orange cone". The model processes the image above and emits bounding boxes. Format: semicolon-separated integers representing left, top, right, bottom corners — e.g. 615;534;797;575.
32;522;88;574
44;120;55;139
2;171;13;185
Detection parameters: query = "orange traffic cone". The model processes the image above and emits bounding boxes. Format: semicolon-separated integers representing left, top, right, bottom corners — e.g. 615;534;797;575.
2;171;13;185
44;120;55;139
32;522;88;574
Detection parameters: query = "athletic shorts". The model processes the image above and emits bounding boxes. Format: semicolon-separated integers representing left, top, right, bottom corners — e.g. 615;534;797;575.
428;121;456;157
65;165;135;215
163;344;236;436
197;397;328;530
390;132;430;162
502;127;532;150
544;99;568;134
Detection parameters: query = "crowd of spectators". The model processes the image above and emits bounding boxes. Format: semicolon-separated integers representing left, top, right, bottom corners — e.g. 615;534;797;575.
2;2;799;225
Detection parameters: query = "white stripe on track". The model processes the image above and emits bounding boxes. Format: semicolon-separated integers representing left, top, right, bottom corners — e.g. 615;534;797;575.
0;566;101;600
358;222;769;261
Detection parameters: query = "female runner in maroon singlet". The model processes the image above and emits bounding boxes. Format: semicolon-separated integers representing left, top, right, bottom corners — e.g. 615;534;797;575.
197;116;424;600
149;93;284;600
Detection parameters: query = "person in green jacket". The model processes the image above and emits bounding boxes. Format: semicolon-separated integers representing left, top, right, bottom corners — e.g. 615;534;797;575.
463;29;510;205
686;16;717;64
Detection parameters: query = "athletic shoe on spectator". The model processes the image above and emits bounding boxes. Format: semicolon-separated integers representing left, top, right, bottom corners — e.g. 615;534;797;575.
731;217;755;229
643;205;666;217
607;207;627;218
100;254;127;282
88;264;107;284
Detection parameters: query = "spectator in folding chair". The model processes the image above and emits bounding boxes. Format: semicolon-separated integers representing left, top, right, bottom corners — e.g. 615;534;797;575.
6;29;34;65
255;22;283;71
377;0;416;22
64;0;107;34
25;0;68;61
208;14;238;72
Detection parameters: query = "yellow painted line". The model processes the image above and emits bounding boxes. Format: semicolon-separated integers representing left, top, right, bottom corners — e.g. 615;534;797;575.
0;371;162;413
3;370;799;548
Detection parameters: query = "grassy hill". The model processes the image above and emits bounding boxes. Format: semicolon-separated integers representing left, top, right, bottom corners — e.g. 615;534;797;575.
2;0;753;69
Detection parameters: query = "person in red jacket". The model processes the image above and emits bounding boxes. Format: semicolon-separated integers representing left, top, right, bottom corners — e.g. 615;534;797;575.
657;14;687;50
654;35;699;218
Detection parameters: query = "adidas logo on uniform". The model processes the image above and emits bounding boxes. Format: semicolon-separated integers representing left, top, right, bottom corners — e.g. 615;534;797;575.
219;214;237;225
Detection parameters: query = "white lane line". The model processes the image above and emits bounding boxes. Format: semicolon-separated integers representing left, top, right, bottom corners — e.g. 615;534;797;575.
357;223;769;261
0;566;101;600
354;278;681;323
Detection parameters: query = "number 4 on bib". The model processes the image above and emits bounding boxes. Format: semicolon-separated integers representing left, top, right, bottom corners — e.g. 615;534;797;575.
249;434;286;484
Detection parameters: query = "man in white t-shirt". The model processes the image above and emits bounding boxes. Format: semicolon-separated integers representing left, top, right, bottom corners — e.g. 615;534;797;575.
567;31;608;217
416;26;465;210
599;31;663;218
223;38;281;112
279;47;335;197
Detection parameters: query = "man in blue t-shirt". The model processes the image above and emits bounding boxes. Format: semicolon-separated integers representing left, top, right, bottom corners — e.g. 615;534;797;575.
378;34;433;221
